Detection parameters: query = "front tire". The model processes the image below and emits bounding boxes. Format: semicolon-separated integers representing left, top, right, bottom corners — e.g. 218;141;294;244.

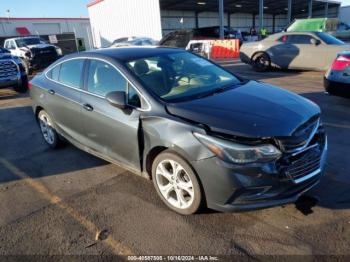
20;58;31;75
252;52;271;72
37;110;61;149
152;150;203;215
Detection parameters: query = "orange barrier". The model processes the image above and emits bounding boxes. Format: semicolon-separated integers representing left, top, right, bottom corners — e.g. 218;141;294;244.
210;39;240;59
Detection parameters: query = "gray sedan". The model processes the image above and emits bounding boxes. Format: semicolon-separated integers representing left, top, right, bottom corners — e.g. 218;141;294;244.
240;32;350;72
29;47;327;215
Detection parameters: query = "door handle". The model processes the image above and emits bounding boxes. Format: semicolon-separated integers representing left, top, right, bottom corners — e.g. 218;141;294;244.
83;103;94;112
48;89;55;95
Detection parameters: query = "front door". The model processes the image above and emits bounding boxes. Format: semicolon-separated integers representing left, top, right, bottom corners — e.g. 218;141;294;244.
80;59;142;171
286;34;326;70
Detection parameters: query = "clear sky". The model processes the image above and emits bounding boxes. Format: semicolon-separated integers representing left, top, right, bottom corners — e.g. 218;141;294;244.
0;0;90;18
0;0;350;18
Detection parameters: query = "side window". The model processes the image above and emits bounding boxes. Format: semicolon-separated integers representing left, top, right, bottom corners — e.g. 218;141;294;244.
47;64;61;81
5;41;15;49
278;35;288;43
87;60;127;97
128;84;141;108
59;59;85;88
288;35;313;44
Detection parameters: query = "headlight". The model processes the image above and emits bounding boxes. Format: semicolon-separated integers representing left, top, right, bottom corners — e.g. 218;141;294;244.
193;132;281;164
55;47;62;56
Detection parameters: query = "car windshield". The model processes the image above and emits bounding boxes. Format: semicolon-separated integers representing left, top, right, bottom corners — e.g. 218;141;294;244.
315;32;344;45
16;38;41;47
126;51;242;102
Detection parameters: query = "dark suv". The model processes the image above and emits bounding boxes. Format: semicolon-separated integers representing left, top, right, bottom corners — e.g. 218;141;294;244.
0;47;28;93
160;26;244;48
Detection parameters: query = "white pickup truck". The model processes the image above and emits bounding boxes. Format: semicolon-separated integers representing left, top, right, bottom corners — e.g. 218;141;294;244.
3;37;62;74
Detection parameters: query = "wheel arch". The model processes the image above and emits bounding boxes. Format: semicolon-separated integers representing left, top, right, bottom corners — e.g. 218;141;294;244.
145;146;168;179
34;106;44;122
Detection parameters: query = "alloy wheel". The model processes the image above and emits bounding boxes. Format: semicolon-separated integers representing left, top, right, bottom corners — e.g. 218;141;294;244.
39;112;56;145
253;53;270;71
155;159;194;209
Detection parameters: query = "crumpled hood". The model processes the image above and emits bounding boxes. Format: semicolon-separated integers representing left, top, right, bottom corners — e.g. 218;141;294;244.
166;81;320;138
20;43;55;51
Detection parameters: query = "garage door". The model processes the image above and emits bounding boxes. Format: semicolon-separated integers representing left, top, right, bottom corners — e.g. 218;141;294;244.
33;23;61;35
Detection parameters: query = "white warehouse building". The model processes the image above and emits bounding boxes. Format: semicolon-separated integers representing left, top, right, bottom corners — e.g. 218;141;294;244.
88;0;341;48
0;17;93;50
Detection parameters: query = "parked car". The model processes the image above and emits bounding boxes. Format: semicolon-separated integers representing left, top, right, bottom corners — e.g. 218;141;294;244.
159;26;244;49
240;31;350;72
0;47;28;93
324;51;350;98
3;36;62;75
30;47;327;215
285;18;350;41
110;37;157;47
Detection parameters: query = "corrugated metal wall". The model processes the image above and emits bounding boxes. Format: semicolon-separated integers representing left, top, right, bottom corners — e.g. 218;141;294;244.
340;6;350;24
88;0;163;48
161;10;288;35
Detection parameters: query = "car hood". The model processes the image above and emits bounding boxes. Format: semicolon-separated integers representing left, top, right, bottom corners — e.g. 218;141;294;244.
166;81;320;138
20;43;55;51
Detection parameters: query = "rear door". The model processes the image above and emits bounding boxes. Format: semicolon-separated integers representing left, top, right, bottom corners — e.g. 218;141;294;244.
80;58;143;171
44;58;85;142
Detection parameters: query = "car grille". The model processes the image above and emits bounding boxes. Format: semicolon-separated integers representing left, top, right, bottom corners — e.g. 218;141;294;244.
32;47;57;58
284;149;321;180
277;118;326;183
0;60;18;79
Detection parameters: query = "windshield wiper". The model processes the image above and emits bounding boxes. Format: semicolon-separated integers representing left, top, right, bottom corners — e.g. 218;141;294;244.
196;82;246;99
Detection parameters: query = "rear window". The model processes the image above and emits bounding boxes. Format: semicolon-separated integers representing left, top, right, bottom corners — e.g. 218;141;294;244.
48;65;61;81
315;32;344;45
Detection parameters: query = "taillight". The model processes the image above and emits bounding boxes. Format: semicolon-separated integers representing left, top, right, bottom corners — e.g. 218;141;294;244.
28;81;33;90
331;55;350;71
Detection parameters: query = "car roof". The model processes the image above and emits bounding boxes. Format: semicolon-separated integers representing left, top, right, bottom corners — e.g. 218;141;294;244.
73;46;184;62
7;36;39;39
274;31;318;36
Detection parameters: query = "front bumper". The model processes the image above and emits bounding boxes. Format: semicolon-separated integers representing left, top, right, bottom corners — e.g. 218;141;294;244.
191;138;327;212
0;76;20;88
28;55;59;70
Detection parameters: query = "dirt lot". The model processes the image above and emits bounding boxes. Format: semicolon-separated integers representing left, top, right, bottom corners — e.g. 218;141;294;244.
0;61;350;257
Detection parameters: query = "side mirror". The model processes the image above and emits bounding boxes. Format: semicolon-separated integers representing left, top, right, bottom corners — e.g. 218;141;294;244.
310;39;321;46
106;91;127;109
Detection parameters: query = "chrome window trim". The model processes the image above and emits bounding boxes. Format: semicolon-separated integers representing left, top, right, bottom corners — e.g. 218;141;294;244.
44;56;151;112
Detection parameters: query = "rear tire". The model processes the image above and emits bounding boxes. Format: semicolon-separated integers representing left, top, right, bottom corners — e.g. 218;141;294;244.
37;110;61;149
324;77;334;95
13;76;28;93
252;52;271;72
152;150;203;215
